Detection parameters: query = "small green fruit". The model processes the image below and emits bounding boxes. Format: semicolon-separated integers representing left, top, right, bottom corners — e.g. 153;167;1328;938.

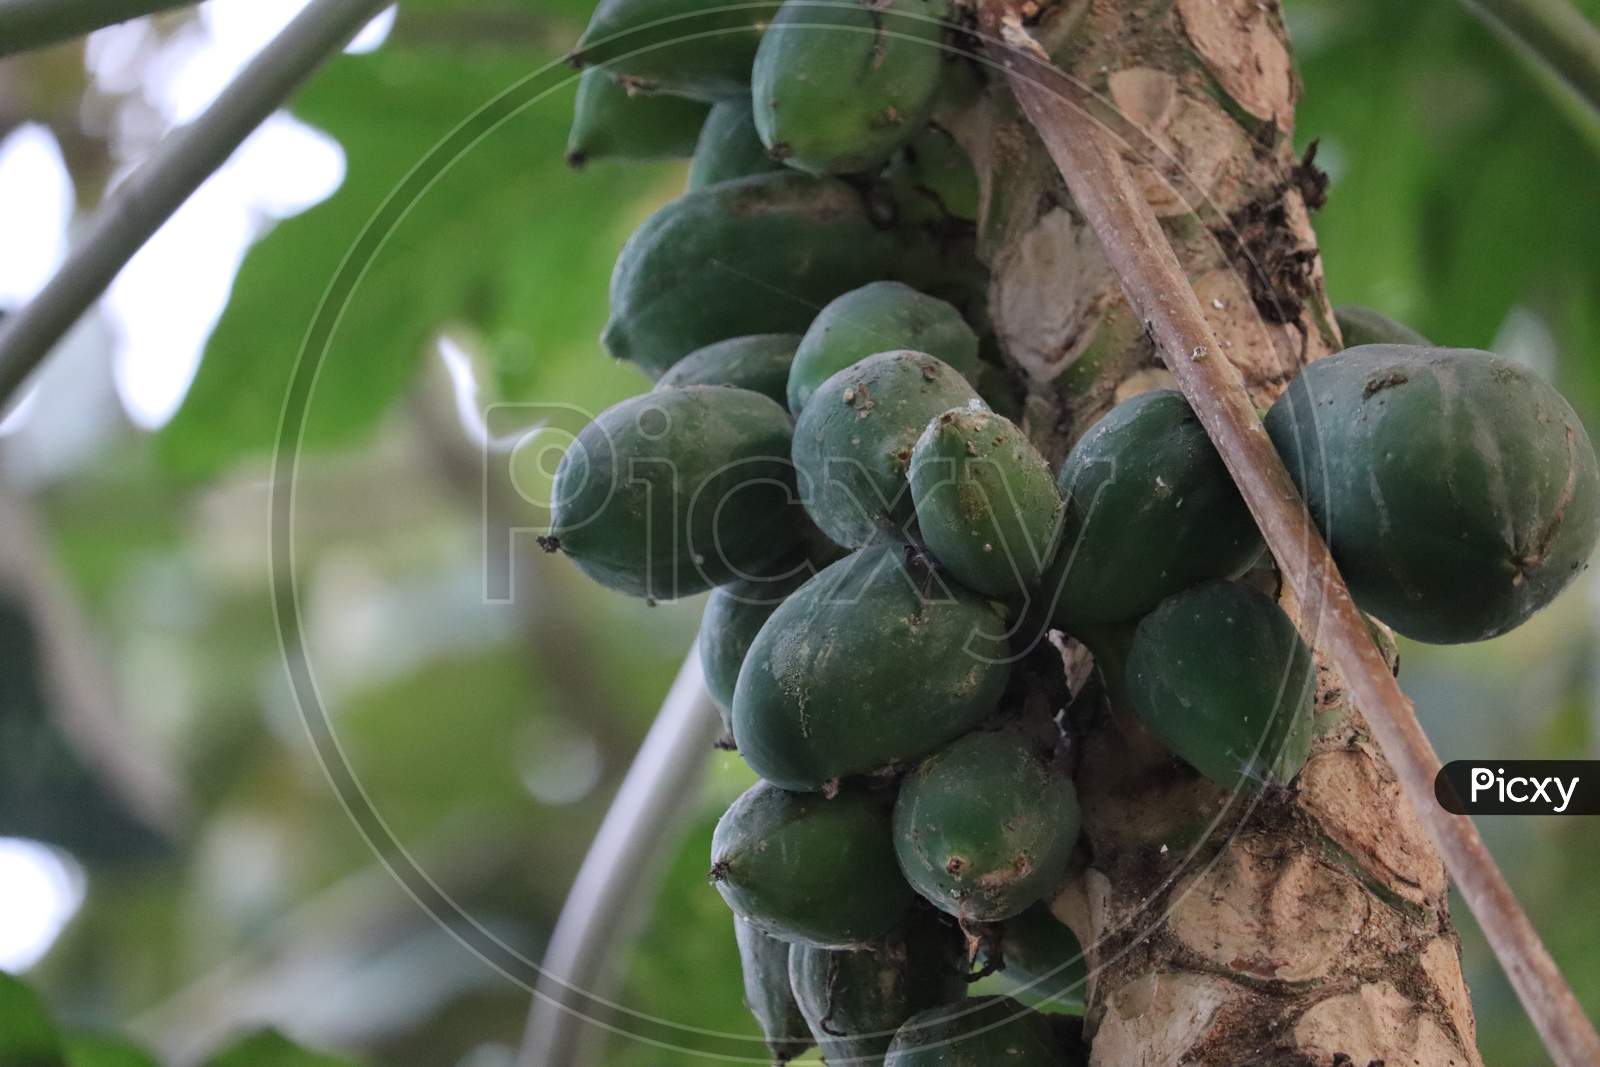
734;918;812;1063
885;996;1069;1066
565;68;709;167
572;0;779;101
711;780;913;948
1125;580;1315;789
733;545;1011;791
687;100;786;189
792;350;984;547
656;334;801;406
789;282;980;414
910;408;1062;598
893;727;1079;922
753;0;950;174
1333;305;1430;348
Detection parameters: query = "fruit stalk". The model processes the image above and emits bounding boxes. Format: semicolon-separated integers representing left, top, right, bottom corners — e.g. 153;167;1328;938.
982;11;1600;1065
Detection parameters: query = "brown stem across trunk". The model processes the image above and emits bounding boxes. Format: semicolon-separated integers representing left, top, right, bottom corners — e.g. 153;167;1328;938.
941;0;1592;1062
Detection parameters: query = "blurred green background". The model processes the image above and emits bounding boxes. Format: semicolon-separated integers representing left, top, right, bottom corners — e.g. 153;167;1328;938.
0;0;1595;1064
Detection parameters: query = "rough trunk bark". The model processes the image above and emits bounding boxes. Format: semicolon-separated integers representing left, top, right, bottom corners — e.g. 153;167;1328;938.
952;2;1485;1063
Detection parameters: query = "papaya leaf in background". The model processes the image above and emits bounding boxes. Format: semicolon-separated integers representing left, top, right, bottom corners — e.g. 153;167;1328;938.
201;1029;362;1067
0;971;65;1066
158;33;669;478
1293;0;1600;414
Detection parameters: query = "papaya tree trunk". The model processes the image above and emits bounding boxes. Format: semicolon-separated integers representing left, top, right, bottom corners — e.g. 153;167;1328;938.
955;2;1485;1062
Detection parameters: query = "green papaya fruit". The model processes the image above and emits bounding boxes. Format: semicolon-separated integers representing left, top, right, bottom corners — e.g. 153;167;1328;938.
1125;580;1315;789
788;281;981;414
993;903;1087;1013
711;779;913;947
788;912;968;1065
566;68;710;167
733;545;1011;791
1042;389;1263;628
910;408;1063;598
884;123;981;224
698;562;819;728
687;100;785;189
1266;345;1600;643
885;996;1068;1066
1334;305;1431;348
893;727;1079;922
734;918;813;1063
571;0;779;101
753;0;950;174
604;172;913;374
546;386;803;600
792;351;985;547
656;333;801;406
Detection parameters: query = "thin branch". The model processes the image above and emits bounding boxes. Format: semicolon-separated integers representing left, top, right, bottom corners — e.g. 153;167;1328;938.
1463;0;1600;121
0;0;391;409
518;651;723;1067
981;14;1600;1067
0;0;194;57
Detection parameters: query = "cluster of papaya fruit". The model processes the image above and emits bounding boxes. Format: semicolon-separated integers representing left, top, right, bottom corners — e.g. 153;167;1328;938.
547;2;1600;1061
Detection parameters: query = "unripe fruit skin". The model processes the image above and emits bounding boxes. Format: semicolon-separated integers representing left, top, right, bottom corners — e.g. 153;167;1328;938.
910;408;1063;598
734;918;813;1063
698;563;818;728
788;282;980;414
1043;389;1262;628
886;996;1067;1066
753;0;949;175
1334;304;1431;348
687;100;785;189
604;173;911;374
733;545;1011;791
995;902;1087;1012
572;0;779;101
1265;345;1600;643
655;333;802;406
1125;580;1315;789
792;350;984;547
548;387;802;600
711;780;913;948
893;727;1079;922
884;123;980;224
565;68;709;167
789;912;968;1065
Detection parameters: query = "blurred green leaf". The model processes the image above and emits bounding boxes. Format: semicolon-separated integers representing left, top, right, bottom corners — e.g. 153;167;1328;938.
62;1033;161;1067
201;1028;361;1067
159;40;670;477
0;971;65;1066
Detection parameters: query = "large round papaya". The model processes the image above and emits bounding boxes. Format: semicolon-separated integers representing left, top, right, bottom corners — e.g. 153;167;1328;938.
698;560;824;728
893;726;1079;922
1266;345;1600;643
733;545;1010;791
789;911;968;1065
604;172;913;374
655;333;801;406
753;0;950;174
788;282;980;414
687;99;785;189
546;386;802;600
885;996;1068;1066
711;780;913;947
1125;580;1315;789
571;0;779;101
1334;304;1430;349
565;68;709;167
792;351;984;547
734;917;812;1064
1042;389;1263;628
910;408;1062;598
994;903;1087;1013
